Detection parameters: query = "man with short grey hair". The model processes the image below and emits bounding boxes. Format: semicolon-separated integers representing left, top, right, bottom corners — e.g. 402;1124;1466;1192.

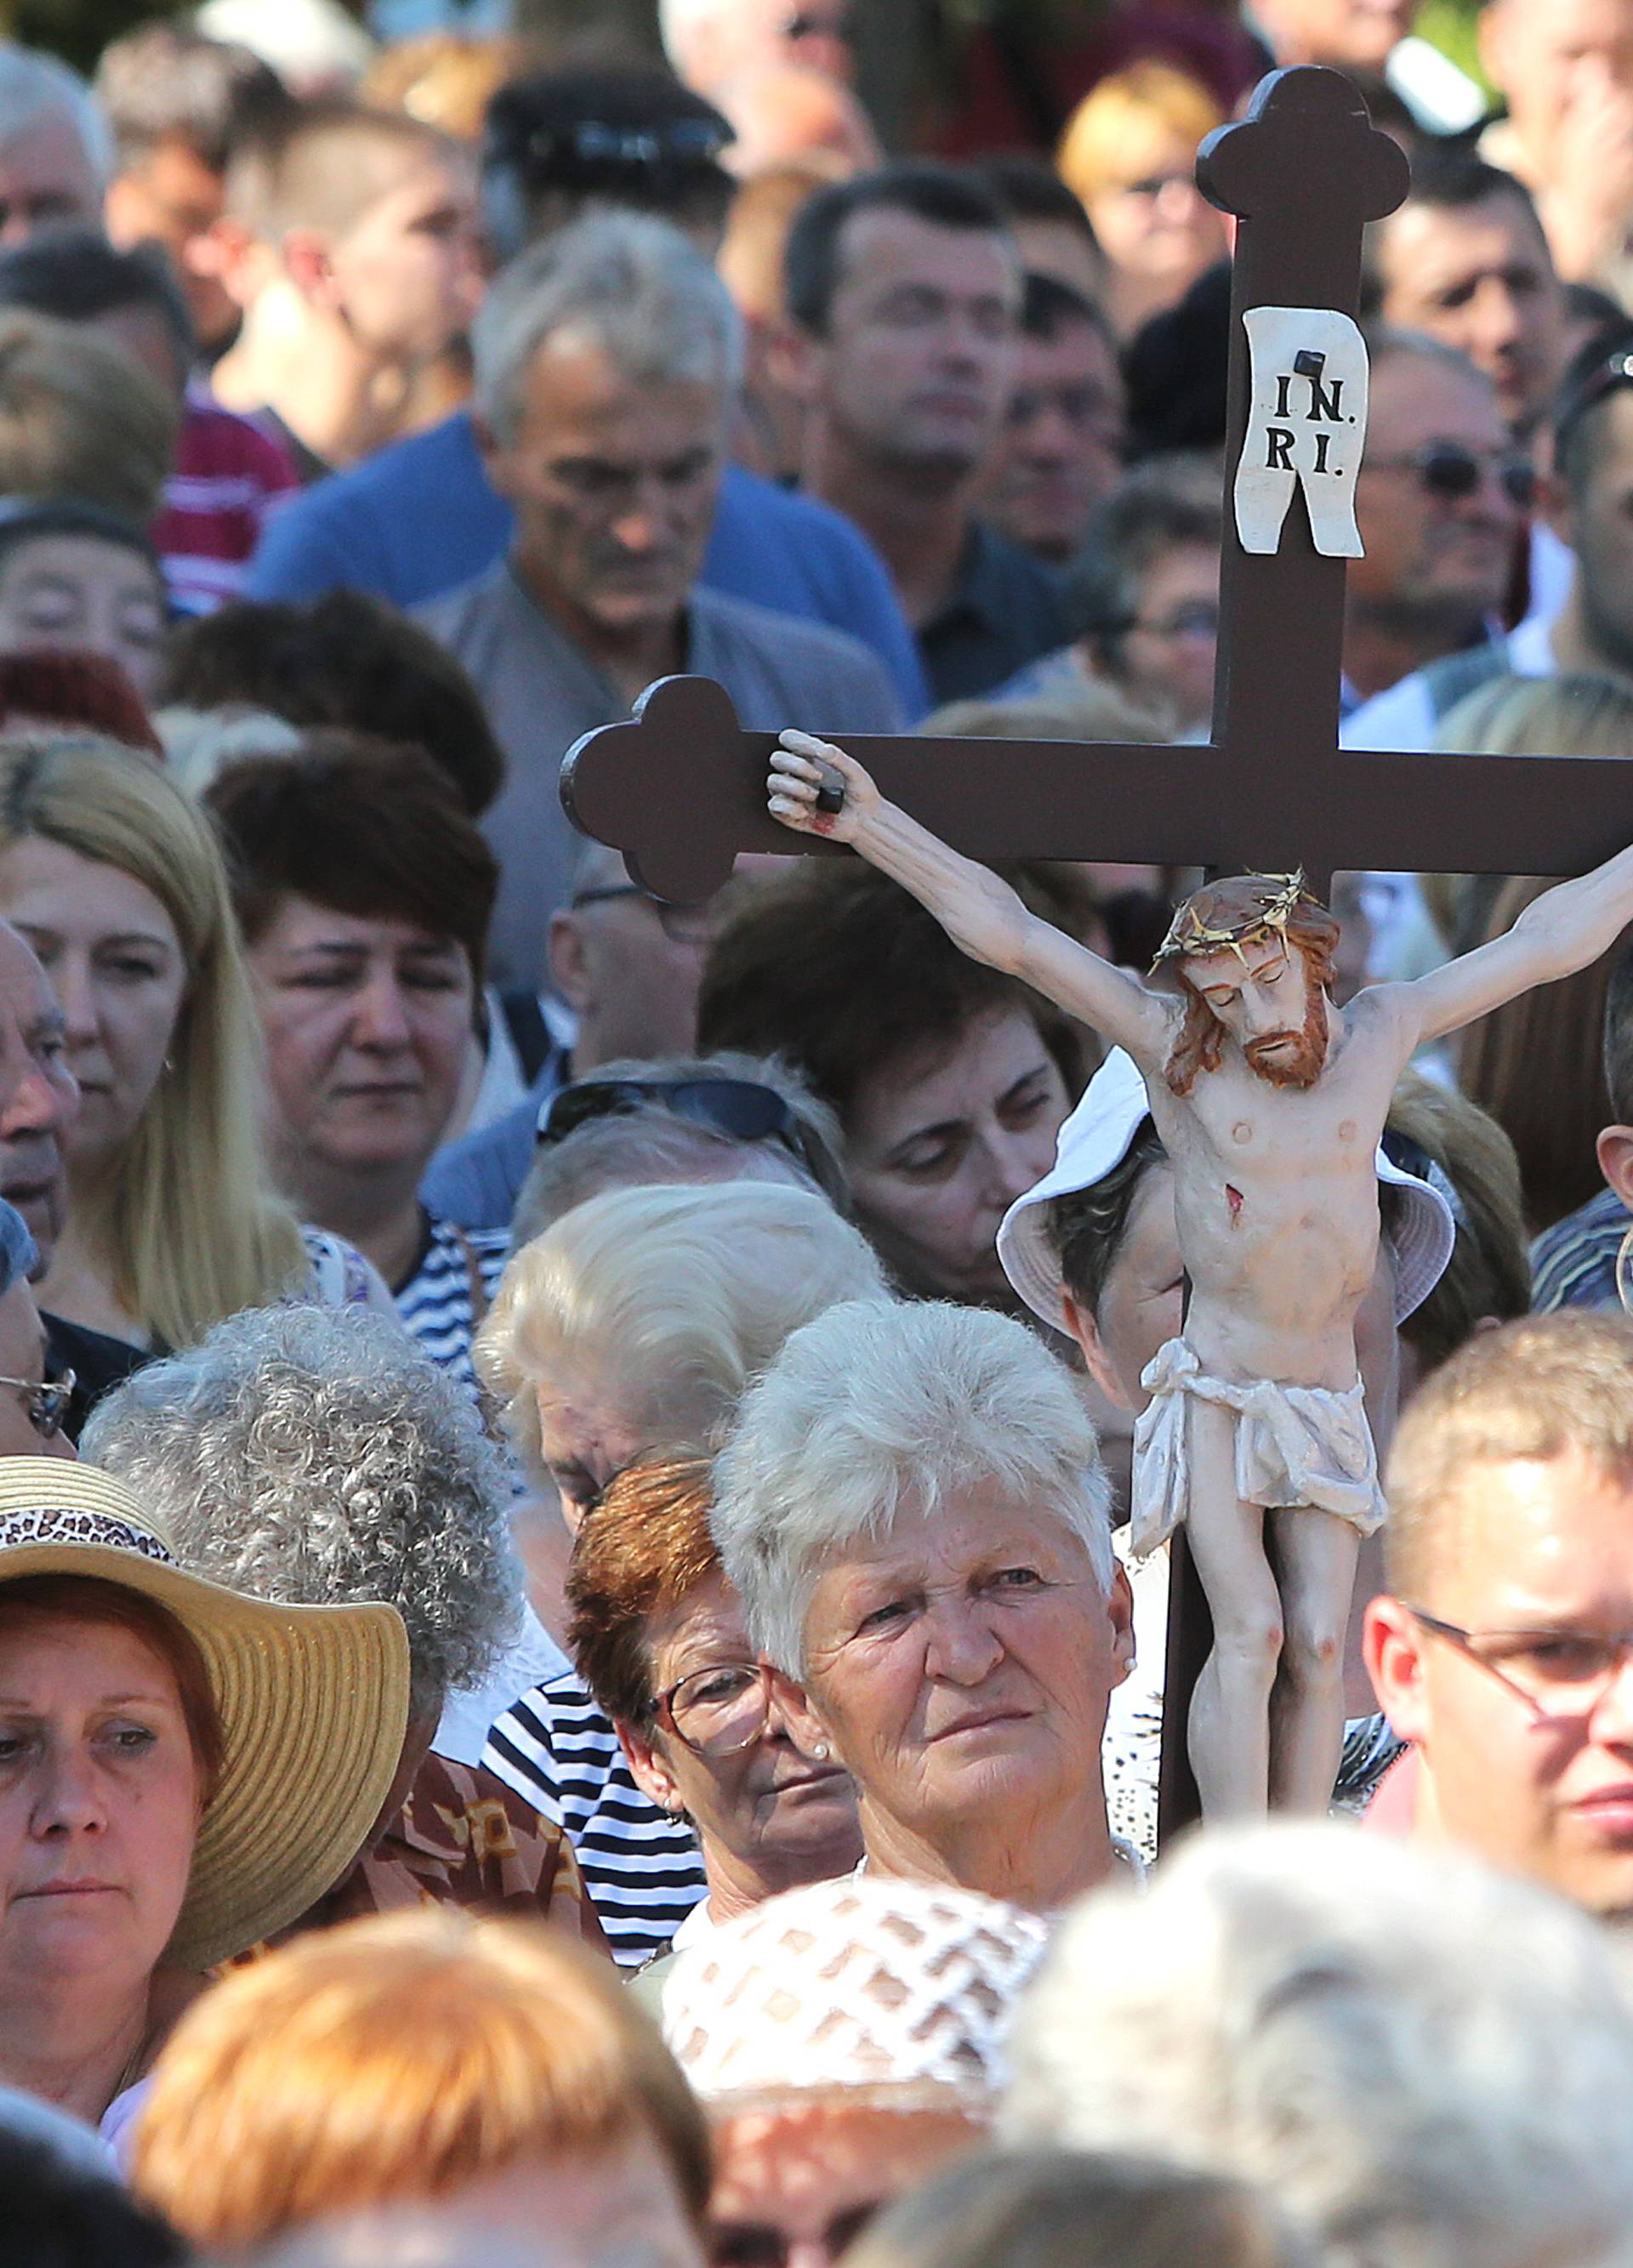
418;209;902;991
0;43;108;247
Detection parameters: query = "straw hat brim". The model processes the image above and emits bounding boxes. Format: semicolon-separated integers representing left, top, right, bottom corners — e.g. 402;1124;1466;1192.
0;1465;410;1973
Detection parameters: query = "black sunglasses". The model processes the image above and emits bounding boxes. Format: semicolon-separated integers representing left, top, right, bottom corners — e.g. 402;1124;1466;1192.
537;1077;822;1179
1367;440;1534;509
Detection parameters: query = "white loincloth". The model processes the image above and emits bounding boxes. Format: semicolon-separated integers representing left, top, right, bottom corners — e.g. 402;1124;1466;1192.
1129;1337;1385;1558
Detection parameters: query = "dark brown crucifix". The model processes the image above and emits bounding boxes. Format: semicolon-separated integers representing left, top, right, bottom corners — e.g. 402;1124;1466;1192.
561;64;1633;1835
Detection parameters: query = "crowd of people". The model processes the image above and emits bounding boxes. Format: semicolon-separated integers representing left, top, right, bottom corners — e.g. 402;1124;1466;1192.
0;0;1629;2262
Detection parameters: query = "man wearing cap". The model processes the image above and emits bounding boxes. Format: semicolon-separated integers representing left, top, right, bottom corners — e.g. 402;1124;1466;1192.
768;727;1633;1819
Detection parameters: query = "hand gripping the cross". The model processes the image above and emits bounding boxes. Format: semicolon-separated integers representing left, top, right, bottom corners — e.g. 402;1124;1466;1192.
768;725;1633;1821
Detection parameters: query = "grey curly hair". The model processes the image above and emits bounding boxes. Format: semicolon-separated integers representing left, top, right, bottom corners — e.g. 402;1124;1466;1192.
82;1305;521;1718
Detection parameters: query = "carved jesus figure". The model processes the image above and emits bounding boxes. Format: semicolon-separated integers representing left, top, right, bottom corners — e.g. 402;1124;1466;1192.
766;726;1633;1817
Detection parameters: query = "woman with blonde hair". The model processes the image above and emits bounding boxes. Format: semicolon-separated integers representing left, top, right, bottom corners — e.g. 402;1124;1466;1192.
0;736;374;1354
1055;63;1226;337
476;1180;885;1964
130;1909;709;2259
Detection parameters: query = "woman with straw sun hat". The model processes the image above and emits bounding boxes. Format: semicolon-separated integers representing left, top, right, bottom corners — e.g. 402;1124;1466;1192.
0;1456;408;2147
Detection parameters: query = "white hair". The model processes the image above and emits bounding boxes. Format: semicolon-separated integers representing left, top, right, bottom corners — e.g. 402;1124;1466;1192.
712;1299;1115;1674
1003;1822;1633;2268
473;210;743;446
83;1304;521;1719
475;1179;885;1492
0;42;112;188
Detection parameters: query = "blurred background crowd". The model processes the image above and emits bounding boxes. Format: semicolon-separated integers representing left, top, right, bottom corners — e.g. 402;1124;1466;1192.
0;0;1626;2263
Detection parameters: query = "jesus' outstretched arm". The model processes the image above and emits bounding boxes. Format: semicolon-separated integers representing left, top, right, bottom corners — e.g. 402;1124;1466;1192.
768;730;1170;1065
1391;841;1633;1051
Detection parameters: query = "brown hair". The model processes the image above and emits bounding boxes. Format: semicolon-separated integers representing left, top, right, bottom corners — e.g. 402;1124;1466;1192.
1384;1312;1633;1598
699;862;1084;1128
0;309;177;526
0;1572;225;1800
159;594;506;817
206;734;498;984
1456;875;1628;1232
131;1909;711;2253
1387;1071;1528;1379
567;1457;720;1725
1163;879;1340;1098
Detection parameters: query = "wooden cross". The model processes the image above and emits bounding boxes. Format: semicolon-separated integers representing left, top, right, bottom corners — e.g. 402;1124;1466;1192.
560;64;1633;1834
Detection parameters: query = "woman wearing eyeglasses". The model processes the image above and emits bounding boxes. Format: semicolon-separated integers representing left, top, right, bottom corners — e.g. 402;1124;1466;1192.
475;1182;884;1963
573;1458;858;1961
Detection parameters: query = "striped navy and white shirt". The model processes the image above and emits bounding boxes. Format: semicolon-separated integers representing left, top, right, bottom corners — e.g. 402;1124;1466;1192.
395;1213;509;1391
483;1672;708;1967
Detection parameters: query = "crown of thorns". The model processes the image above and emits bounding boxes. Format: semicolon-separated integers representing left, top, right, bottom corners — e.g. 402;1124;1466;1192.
1153;871;1314;964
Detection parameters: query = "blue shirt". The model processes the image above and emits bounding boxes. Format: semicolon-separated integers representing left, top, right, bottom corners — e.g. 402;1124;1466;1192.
423;1064;561;1235
246;410;930;719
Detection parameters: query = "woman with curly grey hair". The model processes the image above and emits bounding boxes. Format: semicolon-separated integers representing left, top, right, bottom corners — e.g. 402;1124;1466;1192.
82;1304;605;1947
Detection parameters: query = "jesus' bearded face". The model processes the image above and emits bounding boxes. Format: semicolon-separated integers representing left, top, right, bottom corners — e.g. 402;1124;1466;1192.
1180;932;1329;1089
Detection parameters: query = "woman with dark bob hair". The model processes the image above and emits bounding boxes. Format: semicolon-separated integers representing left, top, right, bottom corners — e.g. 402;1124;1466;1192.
0;1457;407;2147
207;735;506;1385
699;862;1084;1308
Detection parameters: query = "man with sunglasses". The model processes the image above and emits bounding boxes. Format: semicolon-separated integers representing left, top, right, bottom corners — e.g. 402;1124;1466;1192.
1343;329;1528;713
1346;319;1633;754
1365;1313;1633;1922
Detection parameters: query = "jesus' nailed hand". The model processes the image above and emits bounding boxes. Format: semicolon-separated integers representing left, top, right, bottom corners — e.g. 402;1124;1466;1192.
768;725;1633;1819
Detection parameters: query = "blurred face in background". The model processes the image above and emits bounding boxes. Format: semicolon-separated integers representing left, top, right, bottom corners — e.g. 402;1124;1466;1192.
105;134;241;355
797;210;1021;481
0;107;100;247
0;533;168;700
979;309;1124;563
1372;190;1566;438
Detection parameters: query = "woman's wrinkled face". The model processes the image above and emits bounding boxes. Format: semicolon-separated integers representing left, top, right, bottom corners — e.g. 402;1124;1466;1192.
845;1005;1069;1304
0;836;188;1179
0;1614;201;1987
792;1487;1131;1841
627;1572;858;1888
0;533;168;699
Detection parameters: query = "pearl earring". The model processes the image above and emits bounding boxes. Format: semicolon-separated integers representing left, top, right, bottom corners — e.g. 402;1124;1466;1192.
812;1742;830;1761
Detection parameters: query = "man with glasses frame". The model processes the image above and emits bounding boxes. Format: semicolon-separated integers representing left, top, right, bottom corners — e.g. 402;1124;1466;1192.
1365;1311;1633;1922
1346;318;1633;753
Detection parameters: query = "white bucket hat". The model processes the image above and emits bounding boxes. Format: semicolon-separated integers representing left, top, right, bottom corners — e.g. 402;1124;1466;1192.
999;1048;1456;1338
0;1458;410;1970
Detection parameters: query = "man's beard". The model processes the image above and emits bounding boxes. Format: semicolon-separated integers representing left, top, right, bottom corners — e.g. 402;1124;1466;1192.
1240;986;1329;1089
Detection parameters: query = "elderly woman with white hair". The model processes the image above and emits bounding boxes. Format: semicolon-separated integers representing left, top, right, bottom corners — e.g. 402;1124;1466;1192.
1004;1822;1633;2268
663;1876;1047;2268
81;1304;605;1947
712;1299;1135;1913
475;1180;888;1962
